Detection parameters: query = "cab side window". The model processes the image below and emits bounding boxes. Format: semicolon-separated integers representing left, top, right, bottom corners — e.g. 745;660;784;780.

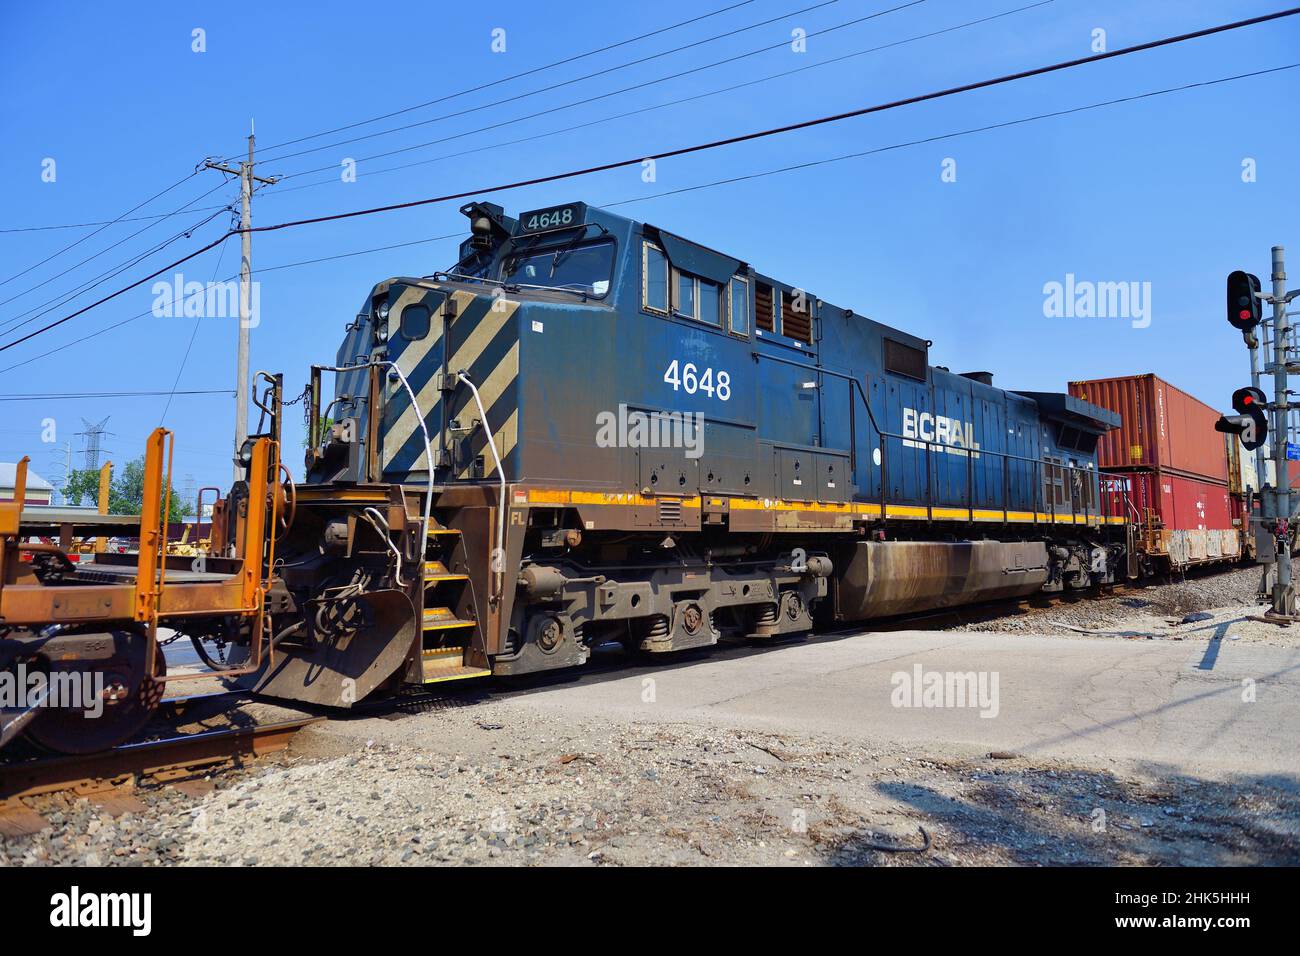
672;268;722;327
728;277;749;336
643;242;668;314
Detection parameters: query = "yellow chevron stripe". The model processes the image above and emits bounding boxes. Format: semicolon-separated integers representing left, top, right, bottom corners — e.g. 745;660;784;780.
456;339;520;479
382;287;455;466
449;297;515;379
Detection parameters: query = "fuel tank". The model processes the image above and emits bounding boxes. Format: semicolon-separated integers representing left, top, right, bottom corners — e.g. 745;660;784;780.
836;540;1050;619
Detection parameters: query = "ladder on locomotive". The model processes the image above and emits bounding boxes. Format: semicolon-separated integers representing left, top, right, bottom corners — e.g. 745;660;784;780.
420;519;491;683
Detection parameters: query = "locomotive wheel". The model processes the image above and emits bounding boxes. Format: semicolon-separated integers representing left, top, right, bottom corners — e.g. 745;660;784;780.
26;628;167;755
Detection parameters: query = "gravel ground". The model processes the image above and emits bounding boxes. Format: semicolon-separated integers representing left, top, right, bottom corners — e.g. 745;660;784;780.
954;566;1285;643
3;567;1296;868
5;701;1297;868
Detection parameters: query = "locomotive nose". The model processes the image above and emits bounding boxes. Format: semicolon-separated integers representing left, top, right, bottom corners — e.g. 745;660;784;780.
376;282;521;483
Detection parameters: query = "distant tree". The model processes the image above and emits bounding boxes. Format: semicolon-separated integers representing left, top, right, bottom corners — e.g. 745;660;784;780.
62;468;103;508
108;456;185;523
302;414;334;449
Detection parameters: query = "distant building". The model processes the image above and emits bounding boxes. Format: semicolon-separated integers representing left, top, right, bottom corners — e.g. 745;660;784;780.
0;462;54;505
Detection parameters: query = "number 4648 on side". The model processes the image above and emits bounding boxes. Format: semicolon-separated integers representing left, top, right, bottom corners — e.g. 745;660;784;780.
664;359;731;401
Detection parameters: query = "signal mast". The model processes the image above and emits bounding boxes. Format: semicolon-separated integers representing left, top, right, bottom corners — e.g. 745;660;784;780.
1220;251;1300;619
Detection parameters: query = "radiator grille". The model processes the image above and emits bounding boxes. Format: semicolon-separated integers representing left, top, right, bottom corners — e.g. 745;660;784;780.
781;291;812;343
755;283;775;332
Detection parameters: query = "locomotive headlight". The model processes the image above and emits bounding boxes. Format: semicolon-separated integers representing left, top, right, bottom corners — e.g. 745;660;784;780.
376;301;390;323
470;214;493;249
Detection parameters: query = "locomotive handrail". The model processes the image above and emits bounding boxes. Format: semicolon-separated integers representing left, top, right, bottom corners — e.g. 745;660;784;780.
317;360;436;544
455;368;508;606
756;352;1110;526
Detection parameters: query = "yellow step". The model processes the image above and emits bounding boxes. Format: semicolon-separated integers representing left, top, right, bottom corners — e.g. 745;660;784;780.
423;560;469;584
422;606;475;631
427;525;460;536
421;647;491;684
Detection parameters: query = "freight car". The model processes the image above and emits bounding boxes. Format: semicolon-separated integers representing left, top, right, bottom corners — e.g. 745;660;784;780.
1070;374;1253;572
3;200;1142;752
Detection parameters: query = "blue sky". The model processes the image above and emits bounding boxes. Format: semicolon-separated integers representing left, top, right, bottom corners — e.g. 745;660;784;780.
1;0;1296;500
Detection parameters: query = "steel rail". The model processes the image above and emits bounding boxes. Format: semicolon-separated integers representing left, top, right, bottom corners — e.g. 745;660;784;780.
0;716;320;802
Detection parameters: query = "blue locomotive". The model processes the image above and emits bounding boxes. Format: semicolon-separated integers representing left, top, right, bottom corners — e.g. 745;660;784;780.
0;199;1135;754
249;198;1127;696
241;197;1128;697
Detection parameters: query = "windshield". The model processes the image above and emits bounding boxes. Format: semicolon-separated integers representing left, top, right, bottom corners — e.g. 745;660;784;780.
500;239;614;297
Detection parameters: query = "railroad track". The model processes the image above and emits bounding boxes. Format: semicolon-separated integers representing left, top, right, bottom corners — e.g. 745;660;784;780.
0;714;320;835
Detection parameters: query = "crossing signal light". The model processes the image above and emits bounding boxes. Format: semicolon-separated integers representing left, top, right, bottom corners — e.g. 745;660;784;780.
1232;386;1266;413
1216;386;1268;450
1227;270;1262;330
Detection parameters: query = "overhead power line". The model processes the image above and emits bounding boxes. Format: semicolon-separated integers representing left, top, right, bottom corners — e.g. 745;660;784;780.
0;204;233;340
3;5;1295;355
603;62;1300;206
0;231;466;375
243;0;762;158
2;2;768;235
0;179;233;313
5;60;1292;378
246;7;1300;233
265;0;911;169
0;390;232;402
0;207;234;234
265;0;1055;198
0;169;200;288
160;234;233;425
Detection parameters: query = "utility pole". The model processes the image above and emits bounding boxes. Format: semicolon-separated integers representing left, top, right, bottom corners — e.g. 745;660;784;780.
204;123;278;482
61;441;72;505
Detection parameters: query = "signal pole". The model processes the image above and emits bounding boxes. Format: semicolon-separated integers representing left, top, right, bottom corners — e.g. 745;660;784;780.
1244;318;1271;604
204;124;278;482
1269;246;1293;616
1223;256;1300;619
1245;325;1269;488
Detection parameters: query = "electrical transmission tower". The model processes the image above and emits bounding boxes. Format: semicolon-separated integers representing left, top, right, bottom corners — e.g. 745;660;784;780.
76;417;113;470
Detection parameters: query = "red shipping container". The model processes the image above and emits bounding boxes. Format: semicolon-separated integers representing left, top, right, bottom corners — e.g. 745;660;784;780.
1101;469;1233;530
1101;469;1242;568
1068;374;1228;484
